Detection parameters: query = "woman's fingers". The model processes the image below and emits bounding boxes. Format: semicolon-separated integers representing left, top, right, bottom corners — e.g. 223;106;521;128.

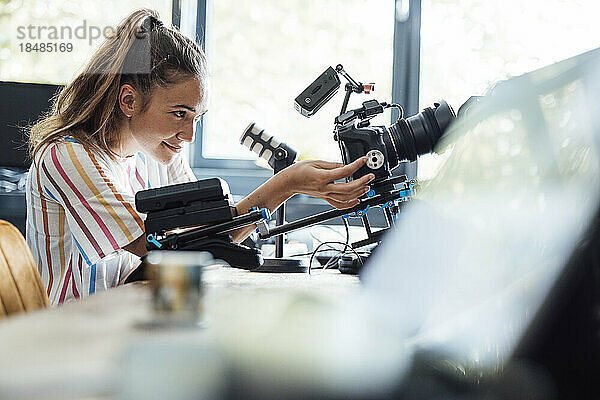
327;186;370;201
325;197;360;209
326;157;368;181
290;158;375;206
326;172;374;194
327;188;369;203
326;182;372;203
312;160;345;170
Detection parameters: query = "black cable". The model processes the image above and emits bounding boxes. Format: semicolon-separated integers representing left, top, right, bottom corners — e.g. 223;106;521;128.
287;248;336;258
343;217;350;247
279;222;353;273
308;241;363;275
287;245;345;270
322;252;342;270
287;223;350;259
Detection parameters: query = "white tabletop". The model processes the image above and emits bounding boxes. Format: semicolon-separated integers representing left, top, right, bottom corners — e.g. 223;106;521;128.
0;266;360;399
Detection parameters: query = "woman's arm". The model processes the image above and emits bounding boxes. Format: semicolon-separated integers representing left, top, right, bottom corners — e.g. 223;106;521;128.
123;234;148;257
231;157;373;242
123;157;373;256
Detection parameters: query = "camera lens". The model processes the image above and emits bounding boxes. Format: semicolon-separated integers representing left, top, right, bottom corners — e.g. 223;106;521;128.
384;100;455;169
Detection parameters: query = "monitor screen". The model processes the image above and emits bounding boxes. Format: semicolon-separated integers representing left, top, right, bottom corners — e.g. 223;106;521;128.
362;47;600;372
0;82;62;168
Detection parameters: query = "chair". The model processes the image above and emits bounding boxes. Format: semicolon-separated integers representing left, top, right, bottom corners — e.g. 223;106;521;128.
0;220;49;319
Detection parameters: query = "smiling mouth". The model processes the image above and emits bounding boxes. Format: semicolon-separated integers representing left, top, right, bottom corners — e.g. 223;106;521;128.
162;141;183;153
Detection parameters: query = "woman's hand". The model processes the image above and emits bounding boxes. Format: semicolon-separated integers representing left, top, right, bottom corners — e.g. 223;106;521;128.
231;156;373;242
279;156;374;209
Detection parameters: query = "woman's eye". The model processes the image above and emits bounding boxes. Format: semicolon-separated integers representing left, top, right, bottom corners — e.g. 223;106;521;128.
173;111;186;118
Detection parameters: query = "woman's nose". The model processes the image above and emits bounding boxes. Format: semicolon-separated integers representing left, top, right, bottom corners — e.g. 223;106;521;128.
177;120;196;143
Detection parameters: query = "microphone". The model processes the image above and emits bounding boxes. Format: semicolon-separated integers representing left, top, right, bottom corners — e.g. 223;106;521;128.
240;123;298;170
239;123;307;271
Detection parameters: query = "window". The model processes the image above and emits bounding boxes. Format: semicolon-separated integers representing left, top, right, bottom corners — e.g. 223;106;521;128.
0;0;173;84
195;0;396;168
418;0;600;180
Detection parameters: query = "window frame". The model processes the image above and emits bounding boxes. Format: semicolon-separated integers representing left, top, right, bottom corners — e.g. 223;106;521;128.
187;0;262;171
392;0;422;180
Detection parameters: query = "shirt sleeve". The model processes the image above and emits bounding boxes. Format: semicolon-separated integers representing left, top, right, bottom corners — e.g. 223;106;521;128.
167;152;197;185
38;141;146;266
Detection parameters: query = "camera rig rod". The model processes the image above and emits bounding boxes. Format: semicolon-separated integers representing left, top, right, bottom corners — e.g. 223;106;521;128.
152;208;270;249
256;189;407;242
335;64;361;88
336;64;365;115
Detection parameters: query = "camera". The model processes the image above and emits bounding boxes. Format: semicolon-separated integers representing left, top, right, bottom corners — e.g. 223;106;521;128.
296;65;456;191
336;99;455;187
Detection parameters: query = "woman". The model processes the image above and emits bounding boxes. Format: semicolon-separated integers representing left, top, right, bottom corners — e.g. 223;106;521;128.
26;9;373;305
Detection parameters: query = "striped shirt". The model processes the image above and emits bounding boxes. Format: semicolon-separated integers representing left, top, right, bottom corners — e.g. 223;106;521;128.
26;139;196;306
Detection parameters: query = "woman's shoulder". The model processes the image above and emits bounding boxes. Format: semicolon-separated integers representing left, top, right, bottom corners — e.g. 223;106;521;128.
34;136;112;171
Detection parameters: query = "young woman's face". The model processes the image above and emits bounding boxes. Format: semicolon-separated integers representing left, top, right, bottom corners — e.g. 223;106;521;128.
128;77;206;164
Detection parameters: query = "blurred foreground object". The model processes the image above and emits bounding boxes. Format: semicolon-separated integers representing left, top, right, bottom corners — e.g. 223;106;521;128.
360;46;600;398
143;251;212;328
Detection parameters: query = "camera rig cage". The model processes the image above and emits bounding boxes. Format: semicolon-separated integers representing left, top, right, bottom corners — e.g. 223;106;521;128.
258;64;434;253
136;178;271;270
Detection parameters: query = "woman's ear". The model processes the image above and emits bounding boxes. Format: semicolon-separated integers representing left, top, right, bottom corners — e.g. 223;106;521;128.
118;84;138;118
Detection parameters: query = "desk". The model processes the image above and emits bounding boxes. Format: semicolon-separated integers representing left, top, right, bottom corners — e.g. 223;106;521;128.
0;266;360;399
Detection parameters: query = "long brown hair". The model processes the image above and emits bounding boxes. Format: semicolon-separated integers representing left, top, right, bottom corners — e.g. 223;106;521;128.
28;9;207;160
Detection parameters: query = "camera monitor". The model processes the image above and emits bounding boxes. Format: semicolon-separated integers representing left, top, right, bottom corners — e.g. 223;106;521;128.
0;81;62;168
362;47;600;394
